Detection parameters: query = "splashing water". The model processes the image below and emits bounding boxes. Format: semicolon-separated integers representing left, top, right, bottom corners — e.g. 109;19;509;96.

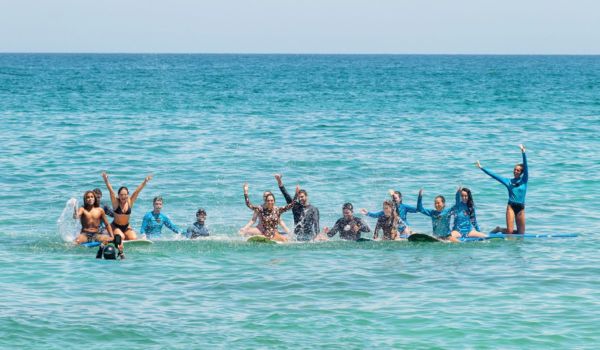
56;198;80;242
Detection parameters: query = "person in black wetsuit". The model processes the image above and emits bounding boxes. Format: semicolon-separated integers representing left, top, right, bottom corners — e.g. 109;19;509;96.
274;174;320;241
324;203;370;241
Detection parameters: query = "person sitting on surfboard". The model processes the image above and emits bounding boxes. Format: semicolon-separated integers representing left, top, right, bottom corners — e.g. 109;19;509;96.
416;189;453;239
240;183;295;242
324;203;370;241
93;188;113;235
140;196;182;239
449;187;487;242
102;171;152;243
476;144;528;234
73;190;114;245
274;174;320;241
360;189;417;234
373;200;400;240
186;208;210;239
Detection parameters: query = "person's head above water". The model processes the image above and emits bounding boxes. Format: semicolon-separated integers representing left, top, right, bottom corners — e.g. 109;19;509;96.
388;190;402;204
383;200;394;217
263;191;275;209
117;186;129;203
342;202;354;219
434;195;446;211
93;188;102;201
513;163;524;179
153;196;163;213
83;190;99;209
460;188;475;210
196;208;206;223
298;189;308;205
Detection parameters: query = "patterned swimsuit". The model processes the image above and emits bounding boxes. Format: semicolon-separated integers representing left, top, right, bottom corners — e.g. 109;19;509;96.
245;194;294;238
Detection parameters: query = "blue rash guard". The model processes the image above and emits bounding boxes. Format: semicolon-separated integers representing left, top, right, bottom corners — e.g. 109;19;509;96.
416;194;453;238
186;222;210;239
140;211;181;238
451;191;480;236
480;152;528;205
367;203;416;232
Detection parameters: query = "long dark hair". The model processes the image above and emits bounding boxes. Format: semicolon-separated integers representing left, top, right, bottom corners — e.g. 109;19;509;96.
383;200;399;235
83;190;99;209
461;188;475;219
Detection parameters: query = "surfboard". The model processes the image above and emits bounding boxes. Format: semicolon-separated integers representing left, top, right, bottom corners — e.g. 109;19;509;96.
80;239;153;248
408;233;444;242
246;236;277;244
356;237;373;242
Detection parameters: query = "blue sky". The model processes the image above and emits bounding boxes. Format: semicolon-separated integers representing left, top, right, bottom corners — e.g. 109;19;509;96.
1;0;598;54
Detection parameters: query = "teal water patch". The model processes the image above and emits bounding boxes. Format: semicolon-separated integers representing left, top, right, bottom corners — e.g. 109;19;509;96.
1;54;599;348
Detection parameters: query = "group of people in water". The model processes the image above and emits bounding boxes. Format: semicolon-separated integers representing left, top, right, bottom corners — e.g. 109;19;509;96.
73;144;528;258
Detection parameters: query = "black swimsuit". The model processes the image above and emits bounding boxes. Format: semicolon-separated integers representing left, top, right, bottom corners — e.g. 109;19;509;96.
112;204;132;232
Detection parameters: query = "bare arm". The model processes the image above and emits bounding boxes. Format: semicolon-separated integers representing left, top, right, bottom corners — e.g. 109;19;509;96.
102;172;118;209
130;174;152;205
101;209;114;238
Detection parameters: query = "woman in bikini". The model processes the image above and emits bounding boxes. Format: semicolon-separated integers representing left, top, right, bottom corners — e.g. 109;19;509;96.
102;171;152;241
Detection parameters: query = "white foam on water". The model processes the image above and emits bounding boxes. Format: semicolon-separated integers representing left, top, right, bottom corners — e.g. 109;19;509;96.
56;198;81;242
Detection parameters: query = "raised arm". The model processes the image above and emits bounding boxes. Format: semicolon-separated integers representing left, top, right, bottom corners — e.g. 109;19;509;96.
477;160;510;187
102;172;118;209
130;174;152;205
455;187;461;207
417;189;433;217
275;174;293;204
520;144;528;184
243;183;260;211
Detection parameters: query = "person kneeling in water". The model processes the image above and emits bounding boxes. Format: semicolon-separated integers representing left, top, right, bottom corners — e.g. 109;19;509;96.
187;208;210;239
324;203;370;241
373;200;401;240
73;190;114;245
140;196;182;239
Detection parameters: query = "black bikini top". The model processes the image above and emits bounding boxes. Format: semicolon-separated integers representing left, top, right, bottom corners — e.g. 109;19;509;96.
114;204;132;215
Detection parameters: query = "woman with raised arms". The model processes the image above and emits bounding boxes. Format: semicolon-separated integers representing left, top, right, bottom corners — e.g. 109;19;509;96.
477;144;528;234
102;171;152;242
240;183;295;242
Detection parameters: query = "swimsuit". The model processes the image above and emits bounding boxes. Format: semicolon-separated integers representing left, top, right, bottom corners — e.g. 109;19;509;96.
327;216;370;241
451;191;480;237
245;194;294;238
112;204;132;232
480;152;528;205
367;203;417;232
509;202;525;215
374;216;398;240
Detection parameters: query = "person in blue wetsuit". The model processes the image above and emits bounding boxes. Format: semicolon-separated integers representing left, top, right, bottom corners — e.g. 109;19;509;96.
416;189;453;239
140;196;182;238
449;187;486;241
186;208;210;239
360;189;417;234
477;144;528;234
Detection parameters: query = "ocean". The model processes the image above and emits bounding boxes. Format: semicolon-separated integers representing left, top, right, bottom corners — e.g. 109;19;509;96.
1;54;599;349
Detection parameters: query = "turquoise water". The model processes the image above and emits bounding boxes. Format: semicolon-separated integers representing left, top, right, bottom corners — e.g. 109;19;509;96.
1;54;599;349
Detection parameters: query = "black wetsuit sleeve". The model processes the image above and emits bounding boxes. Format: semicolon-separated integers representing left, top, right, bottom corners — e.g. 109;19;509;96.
314;207;320;236
279;185;293;204
357;218;370;233
104;204;114;217
327;219;341;237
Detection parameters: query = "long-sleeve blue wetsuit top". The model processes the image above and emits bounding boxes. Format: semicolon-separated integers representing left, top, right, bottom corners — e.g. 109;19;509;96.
480;152;528;205
367;202;417;232
451;191;480;236
417;194;453;238
140;211;181;237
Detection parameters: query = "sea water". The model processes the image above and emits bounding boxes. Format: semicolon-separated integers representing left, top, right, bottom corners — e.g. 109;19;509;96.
0;54;599;349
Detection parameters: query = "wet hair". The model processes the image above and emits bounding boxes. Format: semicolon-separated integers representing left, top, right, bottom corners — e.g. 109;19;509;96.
461;188;476;219
153;196;163;204
298;189;308;197
117;186;129;195
391;190;403;203
83;190;99;209
383;200;399;234
435;195;446;204
196;208;206;216
93;188;102;197
343;202;353;211
263;191;275;202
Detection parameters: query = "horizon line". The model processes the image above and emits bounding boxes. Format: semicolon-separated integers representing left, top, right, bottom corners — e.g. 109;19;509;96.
1;51;600;56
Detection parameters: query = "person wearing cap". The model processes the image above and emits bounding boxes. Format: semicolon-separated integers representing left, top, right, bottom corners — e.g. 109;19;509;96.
323;203;370;241
186;208;210;239
140;196;182;238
